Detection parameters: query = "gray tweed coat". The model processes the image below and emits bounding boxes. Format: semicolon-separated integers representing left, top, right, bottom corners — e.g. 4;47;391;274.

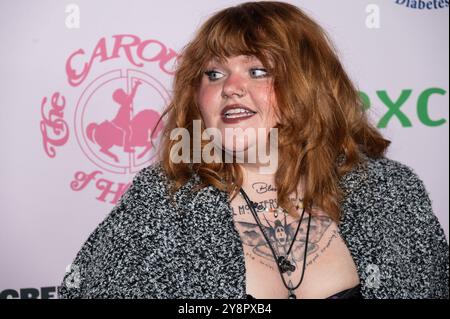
59;155;449;299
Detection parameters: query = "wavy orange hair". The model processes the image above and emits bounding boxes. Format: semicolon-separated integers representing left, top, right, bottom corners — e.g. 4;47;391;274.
155;1;390;222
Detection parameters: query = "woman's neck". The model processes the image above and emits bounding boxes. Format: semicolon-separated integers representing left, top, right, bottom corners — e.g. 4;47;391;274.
239;163;277;197
239;163;304;203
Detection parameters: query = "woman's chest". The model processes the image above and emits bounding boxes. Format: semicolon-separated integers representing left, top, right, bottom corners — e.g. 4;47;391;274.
230;198;360;299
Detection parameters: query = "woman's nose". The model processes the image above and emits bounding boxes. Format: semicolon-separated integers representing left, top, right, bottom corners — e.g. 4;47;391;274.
221;73;247;98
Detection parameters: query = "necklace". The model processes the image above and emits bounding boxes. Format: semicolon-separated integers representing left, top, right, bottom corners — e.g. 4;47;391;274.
239;188;312;299
256;198;304;218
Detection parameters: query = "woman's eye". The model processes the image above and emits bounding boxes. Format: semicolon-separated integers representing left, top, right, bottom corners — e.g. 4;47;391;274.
204;70;224;81
250;68;269;78
204;68;269;81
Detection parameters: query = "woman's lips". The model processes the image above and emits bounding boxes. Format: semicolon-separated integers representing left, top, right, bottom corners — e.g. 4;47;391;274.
221;112;256;124
220;104;257;124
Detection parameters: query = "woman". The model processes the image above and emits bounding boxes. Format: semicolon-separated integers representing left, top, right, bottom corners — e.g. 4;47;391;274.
59;1;449;299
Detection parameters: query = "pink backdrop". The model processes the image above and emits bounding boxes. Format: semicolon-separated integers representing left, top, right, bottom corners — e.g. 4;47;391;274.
0;0;448;298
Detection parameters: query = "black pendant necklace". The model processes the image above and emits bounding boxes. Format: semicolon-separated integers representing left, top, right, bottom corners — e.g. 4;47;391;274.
278;256;296;273
288;289;297;299
240;188;312;299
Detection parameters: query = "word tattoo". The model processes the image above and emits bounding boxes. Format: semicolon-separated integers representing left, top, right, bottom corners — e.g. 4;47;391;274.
252;182;277;194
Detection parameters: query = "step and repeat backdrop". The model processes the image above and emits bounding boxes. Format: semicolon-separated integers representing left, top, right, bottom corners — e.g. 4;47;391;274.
0;0;448;298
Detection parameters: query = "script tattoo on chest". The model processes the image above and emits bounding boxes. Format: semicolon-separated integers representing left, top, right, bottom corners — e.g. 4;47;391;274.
252;182;277;194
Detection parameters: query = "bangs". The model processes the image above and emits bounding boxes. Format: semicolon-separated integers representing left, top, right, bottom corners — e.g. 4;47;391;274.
198;8;276;69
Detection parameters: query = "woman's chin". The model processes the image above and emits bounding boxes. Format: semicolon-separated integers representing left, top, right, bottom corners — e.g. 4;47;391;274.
221;143;258;162
222;141;249;152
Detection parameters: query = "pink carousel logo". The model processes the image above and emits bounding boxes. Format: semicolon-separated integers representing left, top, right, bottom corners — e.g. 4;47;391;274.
85;79;160;162
39;34;175;204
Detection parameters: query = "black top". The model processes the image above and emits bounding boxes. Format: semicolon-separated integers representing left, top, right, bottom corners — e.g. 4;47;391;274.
326;284;362;299
246;284;362;299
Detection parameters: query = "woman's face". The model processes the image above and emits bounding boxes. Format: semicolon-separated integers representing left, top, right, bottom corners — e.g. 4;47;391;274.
197;55;279;155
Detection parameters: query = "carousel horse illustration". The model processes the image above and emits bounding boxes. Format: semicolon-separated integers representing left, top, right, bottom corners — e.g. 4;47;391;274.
86;79;163;162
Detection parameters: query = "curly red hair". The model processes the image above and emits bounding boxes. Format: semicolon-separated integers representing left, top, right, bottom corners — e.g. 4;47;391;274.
154;1;390;222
